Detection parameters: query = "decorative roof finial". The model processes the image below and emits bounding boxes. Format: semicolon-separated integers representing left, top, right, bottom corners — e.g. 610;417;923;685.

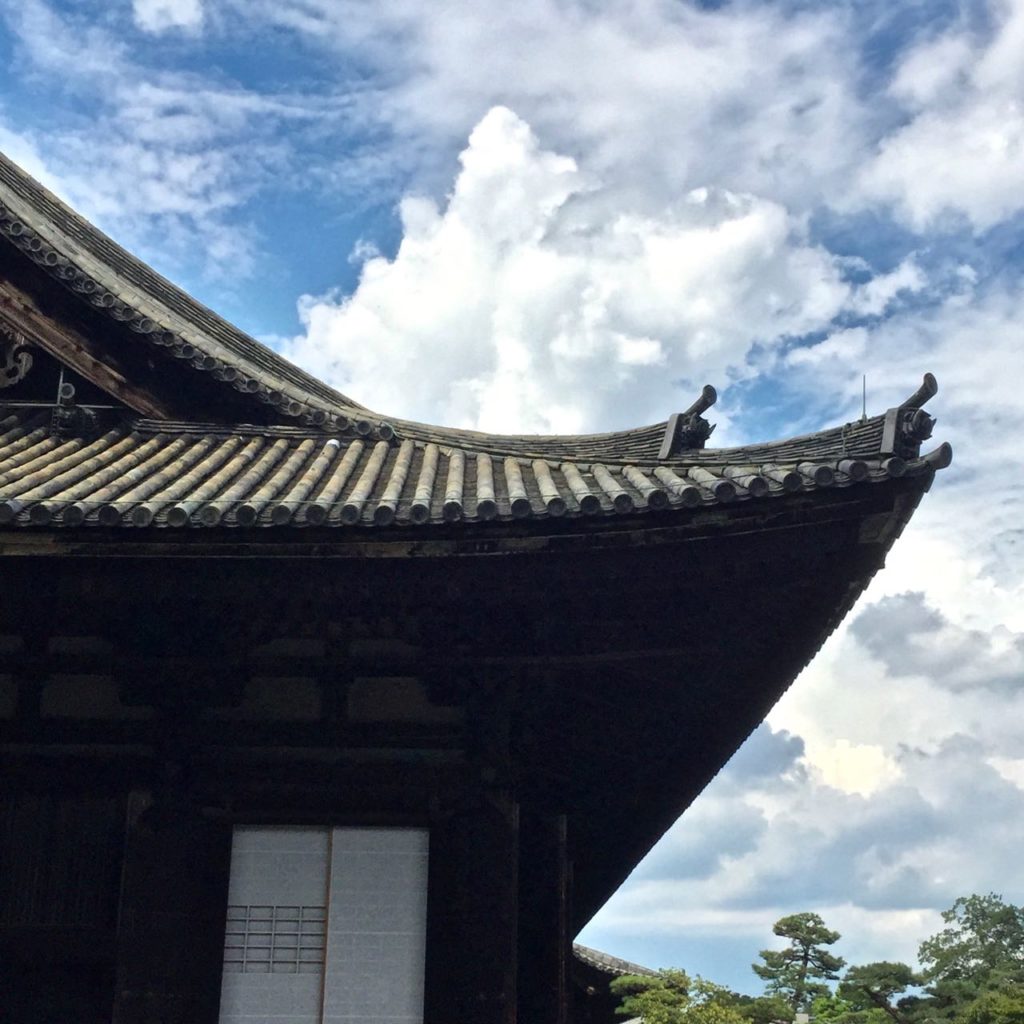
50;373;98;439
882;373;938;458
659;384;717;460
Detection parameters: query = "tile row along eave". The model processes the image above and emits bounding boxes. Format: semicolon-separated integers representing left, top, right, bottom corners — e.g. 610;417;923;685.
0;156;896;466
0;413;952;530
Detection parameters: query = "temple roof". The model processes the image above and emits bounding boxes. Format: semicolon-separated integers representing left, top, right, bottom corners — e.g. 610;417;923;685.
0;150;365;420
0;150;950;481
572;943;657;978
0;152;958;942
0;150;953;533
0;406;950;529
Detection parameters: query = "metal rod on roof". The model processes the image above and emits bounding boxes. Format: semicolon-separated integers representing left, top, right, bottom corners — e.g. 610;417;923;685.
0;400;123;409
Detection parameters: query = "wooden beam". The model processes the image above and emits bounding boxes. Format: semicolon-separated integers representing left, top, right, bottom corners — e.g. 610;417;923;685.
517;811;570;1024
0;278;172;418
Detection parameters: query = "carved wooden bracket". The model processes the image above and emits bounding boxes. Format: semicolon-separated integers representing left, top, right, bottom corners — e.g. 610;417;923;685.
0;277;172;417
0;323;32;389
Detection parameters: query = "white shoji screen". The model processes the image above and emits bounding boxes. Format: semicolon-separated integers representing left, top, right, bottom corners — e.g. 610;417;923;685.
218;826;428;1024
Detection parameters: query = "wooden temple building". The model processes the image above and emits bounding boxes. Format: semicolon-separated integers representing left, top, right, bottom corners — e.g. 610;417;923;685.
0;150;950;1024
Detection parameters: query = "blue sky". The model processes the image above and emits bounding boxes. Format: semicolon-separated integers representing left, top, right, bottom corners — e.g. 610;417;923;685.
3;0;1024;994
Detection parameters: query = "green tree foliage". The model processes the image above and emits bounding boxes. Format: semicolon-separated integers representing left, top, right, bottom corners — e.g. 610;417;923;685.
906;895;1024;1024
685;979;758;1024
725;992;794;1024
611;970;750;1024
753;912;847;1012
838;962;921;1024
811;992;889;1024
612;969;693;1024
956;987;1024;1024
919;895;1024;989
610;895;1024;1024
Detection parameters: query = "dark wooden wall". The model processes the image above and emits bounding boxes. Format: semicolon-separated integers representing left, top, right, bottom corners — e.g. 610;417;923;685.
0;474;915;1021
0;783;124;1023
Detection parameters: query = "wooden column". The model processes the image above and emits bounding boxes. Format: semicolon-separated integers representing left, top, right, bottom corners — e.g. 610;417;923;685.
424;790;520;1024
516;810;571;1024
112;783;231;1024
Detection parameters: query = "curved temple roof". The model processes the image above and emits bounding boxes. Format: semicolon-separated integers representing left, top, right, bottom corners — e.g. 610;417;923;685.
0;407;951;529
572;943;657;978
0;149;952;530
0;151;366;419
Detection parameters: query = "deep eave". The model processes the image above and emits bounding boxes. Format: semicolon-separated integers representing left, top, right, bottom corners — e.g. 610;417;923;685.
0;151;365;421
1;150;694;456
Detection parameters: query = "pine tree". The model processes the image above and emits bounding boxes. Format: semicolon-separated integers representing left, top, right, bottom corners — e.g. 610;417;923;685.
753;912;846;1013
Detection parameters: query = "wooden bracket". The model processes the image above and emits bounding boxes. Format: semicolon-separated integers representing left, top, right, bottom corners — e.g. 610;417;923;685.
0;321;33;389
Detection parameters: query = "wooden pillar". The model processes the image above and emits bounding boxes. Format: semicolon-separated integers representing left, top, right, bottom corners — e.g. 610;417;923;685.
516;810;571;1024
424;789;519;1024
112;784;231;1024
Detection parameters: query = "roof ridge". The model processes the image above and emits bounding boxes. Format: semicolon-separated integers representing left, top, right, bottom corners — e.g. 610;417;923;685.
0;149;366;423
572;942;659;977
0;408;947;529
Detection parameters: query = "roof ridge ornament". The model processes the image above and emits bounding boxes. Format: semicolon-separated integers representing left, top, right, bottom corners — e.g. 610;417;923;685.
658;384;717;460
920;441;953;471
899;371;938;410
881;373;938;459
50;374;99;439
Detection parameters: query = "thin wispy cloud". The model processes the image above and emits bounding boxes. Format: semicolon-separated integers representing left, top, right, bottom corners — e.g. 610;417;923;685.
1;0;345;279
132;0;205;33
859;0;1024;231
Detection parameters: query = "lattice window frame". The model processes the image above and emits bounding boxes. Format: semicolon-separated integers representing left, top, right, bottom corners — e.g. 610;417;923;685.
223;904;326;974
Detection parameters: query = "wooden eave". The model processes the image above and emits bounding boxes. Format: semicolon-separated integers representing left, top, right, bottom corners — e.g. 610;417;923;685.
0;151;364;425
0;148;923;465
0;159;690;456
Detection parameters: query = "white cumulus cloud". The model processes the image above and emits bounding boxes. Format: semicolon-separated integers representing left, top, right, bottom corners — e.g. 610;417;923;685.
859;0;1024;231
283;107;901;434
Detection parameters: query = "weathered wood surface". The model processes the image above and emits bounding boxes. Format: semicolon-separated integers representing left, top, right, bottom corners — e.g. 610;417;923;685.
0;274;172;418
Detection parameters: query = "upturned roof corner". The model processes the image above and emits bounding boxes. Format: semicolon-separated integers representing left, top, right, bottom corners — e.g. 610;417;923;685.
658;384;717;460
881;371;940;460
